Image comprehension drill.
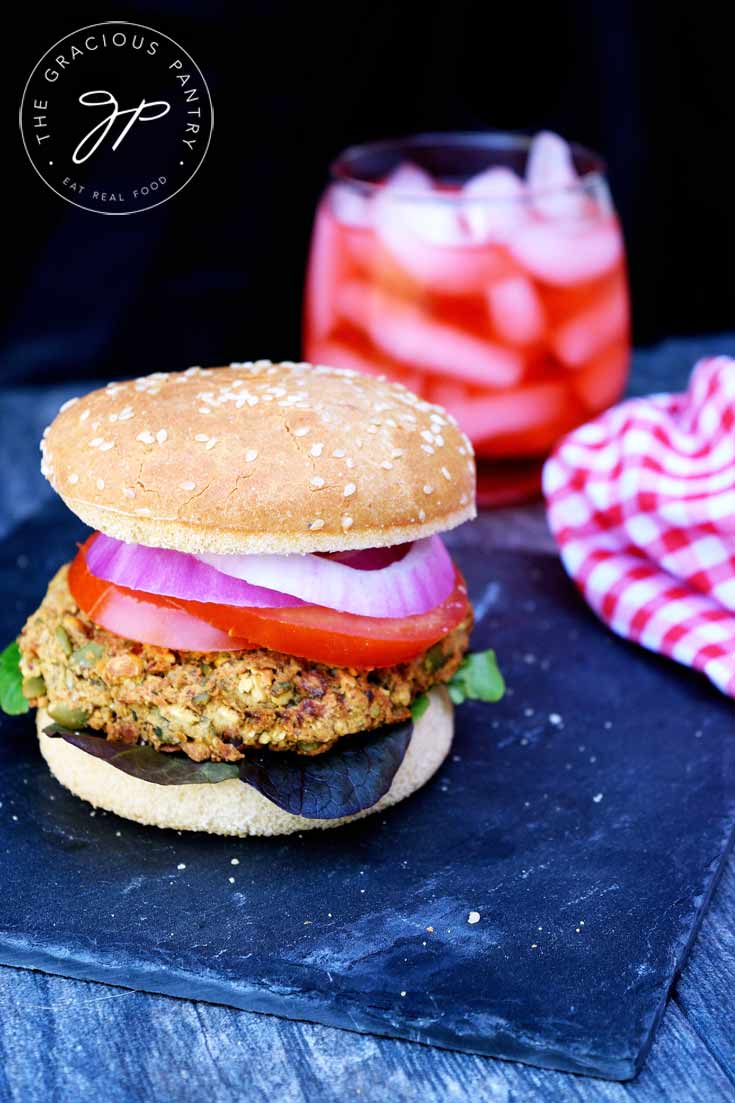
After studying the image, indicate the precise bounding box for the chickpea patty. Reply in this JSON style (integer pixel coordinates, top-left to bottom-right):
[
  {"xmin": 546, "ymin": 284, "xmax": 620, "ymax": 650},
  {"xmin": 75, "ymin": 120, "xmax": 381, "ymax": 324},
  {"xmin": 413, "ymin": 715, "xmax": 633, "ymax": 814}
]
[{"xmin": 19, "ymin": 565, "xmax": 471, "ymax": 760}]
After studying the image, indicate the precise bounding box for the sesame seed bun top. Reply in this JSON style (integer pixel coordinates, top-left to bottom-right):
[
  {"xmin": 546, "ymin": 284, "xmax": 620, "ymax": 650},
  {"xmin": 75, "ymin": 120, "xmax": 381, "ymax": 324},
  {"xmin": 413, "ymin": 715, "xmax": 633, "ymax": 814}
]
[{"xmin": 40, "ymin": 361, "xmax": 476, "ymax": 555}]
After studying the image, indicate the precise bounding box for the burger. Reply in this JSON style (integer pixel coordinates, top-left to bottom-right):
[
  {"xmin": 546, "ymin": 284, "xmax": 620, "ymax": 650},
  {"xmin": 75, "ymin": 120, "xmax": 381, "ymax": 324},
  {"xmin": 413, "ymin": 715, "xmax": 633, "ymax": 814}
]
[{"xmin": 0, "ymin": 361, "xmax": 504, "ymax": 836}]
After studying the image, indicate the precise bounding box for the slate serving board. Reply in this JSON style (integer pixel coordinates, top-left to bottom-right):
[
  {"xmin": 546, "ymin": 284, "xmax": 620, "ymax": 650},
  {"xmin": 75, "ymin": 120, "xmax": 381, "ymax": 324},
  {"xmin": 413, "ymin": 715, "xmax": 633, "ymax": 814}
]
[{"xmin": 0, "ymin": 502, "xmax": 733, "ymax": 1082}]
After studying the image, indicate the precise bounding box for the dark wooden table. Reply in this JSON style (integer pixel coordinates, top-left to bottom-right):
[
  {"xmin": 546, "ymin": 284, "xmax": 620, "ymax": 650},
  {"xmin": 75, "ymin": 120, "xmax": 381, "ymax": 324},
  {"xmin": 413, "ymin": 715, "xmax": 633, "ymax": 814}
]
[{"xmin": 1, "ymin": 338, "xmax": 734, "ymax": 1102}]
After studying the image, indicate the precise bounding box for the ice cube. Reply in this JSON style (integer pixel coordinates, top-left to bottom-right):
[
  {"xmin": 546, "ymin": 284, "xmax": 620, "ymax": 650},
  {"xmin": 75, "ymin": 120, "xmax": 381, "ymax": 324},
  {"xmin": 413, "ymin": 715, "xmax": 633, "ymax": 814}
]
[
  {"xmin": 552, "ymin": 282, "xmax": 630, "ymax": 367},
  {"xmin": 423, "ymin": 380, "xmax": 572, "ymax": 449},
  {"xmin": 336, "ymin": 279, "xmax": 381, "ymax": 331},
  {"xmin": 508, "ymin": 219, "xmax": 623, "ymax": 286},
  {"xmin": 374, "ymin": 165, "xmax": 506, "ymax": 294},
  {"xmin": 487, "ymin": 274, "xmax": 545, "ymax": 345},
  {"xmin": 384, "ymin": 164, "xmax": 466, "ymax": 247},
  {"xmin": 526, "ymin": 131, "xmax": 577, "ymax": 191},
  {"xmin": 350, "ymin": 284, "xmax": 524, "ymax": 388},
  {"xmin": 305, "ymin": 204, "xmax": 344, "ymax": 342},
  {"xmin": 330, "ymin": 182, "xmax": 371, "ymax": 228},
  {"xmin": 384, "ymin": 162, "xmax": 435, "ymax": 194},
  {"xmin": 572, "ymin": 345, "xmax": 630, "ymax": 411},
  {"xmin": 525, "ymin": 130, "xmax": 584, "ymax": 220},
  {"xmin": 462, "ymin": 167, "xmax": 528, "ymax": 242}
]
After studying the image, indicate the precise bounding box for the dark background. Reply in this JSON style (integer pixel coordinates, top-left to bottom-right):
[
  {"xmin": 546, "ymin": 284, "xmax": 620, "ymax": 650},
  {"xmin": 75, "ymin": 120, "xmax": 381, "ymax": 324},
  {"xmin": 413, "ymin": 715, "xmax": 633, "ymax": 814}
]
[{"xmin": 2, "ymin": 1, "xmax": 732, "ymax": 386}]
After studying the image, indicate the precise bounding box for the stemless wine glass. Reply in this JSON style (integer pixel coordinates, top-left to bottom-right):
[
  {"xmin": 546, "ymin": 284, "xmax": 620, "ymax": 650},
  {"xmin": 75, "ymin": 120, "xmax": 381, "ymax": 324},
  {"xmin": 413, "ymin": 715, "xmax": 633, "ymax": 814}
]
[{"xmin": 303, "ymin": 132, "xmax": 630, "ymax": 506}]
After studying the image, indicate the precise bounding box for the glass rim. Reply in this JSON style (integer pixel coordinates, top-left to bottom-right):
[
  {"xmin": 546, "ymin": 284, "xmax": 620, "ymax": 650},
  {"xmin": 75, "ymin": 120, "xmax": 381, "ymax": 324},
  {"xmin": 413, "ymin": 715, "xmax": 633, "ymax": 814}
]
[{"xmin": 330, "ymin": 130, "xmax": 608, "ymax": 204}]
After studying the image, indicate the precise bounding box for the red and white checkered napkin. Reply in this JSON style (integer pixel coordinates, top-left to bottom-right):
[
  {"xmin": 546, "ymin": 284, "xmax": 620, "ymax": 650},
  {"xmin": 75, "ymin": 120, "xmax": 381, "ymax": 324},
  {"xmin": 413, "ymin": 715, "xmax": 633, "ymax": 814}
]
[{"xmin": 543, "ymin": 356, "xmax": 735, "ymax": 697}]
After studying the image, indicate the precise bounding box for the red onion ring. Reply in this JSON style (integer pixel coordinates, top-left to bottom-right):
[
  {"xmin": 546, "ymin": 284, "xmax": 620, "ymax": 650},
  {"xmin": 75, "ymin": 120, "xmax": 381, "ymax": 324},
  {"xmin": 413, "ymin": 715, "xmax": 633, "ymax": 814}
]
[
  {"xmin": 85, "ymin": 535, "xmax": 303, "ymax": 608},
  {"xmin": 196, "ymin": 536, "xmax": 455, "ymax": 618}
]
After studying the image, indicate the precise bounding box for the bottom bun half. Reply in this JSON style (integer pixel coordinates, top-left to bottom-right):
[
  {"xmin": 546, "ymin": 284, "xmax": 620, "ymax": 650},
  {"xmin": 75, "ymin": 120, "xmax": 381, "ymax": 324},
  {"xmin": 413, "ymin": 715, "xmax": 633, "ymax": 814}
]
[{"xmin": 36, "ymin": 688, "xmax": 453, "ymax": 837}]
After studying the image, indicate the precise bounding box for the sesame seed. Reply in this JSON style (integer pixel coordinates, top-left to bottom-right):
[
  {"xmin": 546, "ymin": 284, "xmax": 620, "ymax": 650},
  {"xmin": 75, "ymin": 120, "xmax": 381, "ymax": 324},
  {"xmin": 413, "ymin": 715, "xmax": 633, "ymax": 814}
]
[
  {"xmin": 342, "ymin": 516, "xmax": 353, "ymax": 530},
  {"xmin": 136, "ymin": 431, "xmax": 155, "ymax": 445},
  {"xmin": 135, "ymin": 507, "xmax": 152, "ymax": 516},
  {"xmin": 420, "ymin": 430, "xmax": 434, "ymax": 444},
  {"xmin": 332, "ymin": 448, "xmax": 346, "ymax": 458},
  {"xmin": 418, "ymin": 509, "xmax": 426, "ymax": 522},
  {"xmin": 294, "ymin": 427, "xmax": 311, "ymax": 437},
  {"xmin": 423, "ymin": 484, "xmax": 434, "ymax": 495},
  {"xmin": 89, "ymin": 437, "xmax": 104, "ymax": 448},
  {"xmin": 343, "ymin": 483, "xmax": 356, "ymax": 497},
  {"xmin": 68, "ymin": 473, "xmax": 79, "ymax": 485},
  {"xmin": 309, "ymin": 519, "xmax": 325, "ymax": 530},
  {"xmin": 195, "ymin": 433, "xmax": 209, "ymax": 443},
  {"xmin": 156, "ymin": 429, "xmax": 168, "ymax": 445},
  {"xmin": 99, "ymin": 440, "xmax": 114, "ymax": 452},
  {"xmin": 80, "ymin": 409, "xmax": 90, "ymax": 422},
  {"xmin": 205, "ymin": 437, "xmax": 218, "ymax": 450},
  {"xmin": 123, "ymin": 488, "xmax": 136, "ymax": 499},
  {"xmin": 380, "ymin": 461, "xmax": 393, "ymax": 470},
  {"xmin": 367, "ymin": 425, "xmax": 378, "ymax": 434},
  {"xmin": 180, "ymin": 481, "xmax": 196, "ymax": 491},
  {"xmin": 96, "ymin": 478, "xmax": 105, "ymax": 490},
  {"xmin": 421, "ymin": 445, "xmax": 435, "ymax": 455},
  {"xmin": 245, "ymin": 448, "xmax": 258, "ymax": 462},
  {"xmin": 345, "ymin": 458, "xmax": 355, "ymax": 469},
  {"xmin": 391, "ymin": 449, "xmax": 404, "ymax": 459},
  {"xmin": 310, "ymin": 476, "xmax": 325, "ymax": 488},
  {"xmin": 441, "ymin": 466, "xmax": 451, "ymax": 480},
  {"xmin": 59, "ymin": 397, "xmax": 78, "ymax": 413},
  {"xmin": 310, "ymin": 442, "xmax": 324, "ymax": 457},
  {"xmin": 198, "ymin": 407, "xmax": 211, "ymax": 414},
  {"xmin": 468, "ymin": 911, "xmax": 481, "ymax": 925},
  {"xmin": 118, "ymin": 407, "xmax": 134, "ymax": 421}
]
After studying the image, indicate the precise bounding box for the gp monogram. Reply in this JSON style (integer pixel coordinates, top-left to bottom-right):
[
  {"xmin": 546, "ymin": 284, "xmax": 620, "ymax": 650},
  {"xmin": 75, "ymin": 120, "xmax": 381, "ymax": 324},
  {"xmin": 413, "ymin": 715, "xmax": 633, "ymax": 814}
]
[{"xmin": 19, "ymin": 21, "xmax": 214, "ymax": 214}]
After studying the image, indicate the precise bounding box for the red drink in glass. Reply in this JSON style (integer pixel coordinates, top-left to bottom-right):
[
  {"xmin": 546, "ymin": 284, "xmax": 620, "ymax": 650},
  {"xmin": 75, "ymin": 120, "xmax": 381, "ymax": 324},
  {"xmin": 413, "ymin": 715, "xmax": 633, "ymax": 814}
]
[{"xmin": 303, "ymin": 132, "xmax": 630, "ymax": 505}]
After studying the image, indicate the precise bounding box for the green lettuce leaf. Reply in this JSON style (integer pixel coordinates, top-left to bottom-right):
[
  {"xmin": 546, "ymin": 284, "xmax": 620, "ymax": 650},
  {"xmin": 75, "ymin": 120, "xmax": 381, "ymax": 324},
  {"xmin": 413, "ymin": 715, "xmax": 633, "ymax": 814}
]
[
  {"xmin": 447, "ymin": 649, "xmax": 505, "ymax": 705},
  {"xmin": 410, "ymin": 693, "xmax": 430, "ymax": 722},
  {"xmin": 1, "ymin": 641, "xmax": 29, "ymax": 716}
]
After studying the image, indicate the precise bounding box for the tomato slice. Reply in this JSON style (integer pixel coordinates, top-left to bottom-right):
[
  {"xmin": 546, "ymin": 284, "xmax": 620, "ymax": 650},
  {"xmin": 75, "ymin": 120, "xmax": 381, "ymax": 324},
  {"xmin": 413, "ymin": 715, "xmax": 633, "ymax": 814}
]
[
  {"xmin": 67, "ymin": 546, "xmax": 253, "ymax": 653},
  {"xmin": 69, "ymin": 536, "xmax": 471, "ymax": 667},
  {"xmin": 190, "ymin": 571, "xmax": 471, "ymax": 667}
]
